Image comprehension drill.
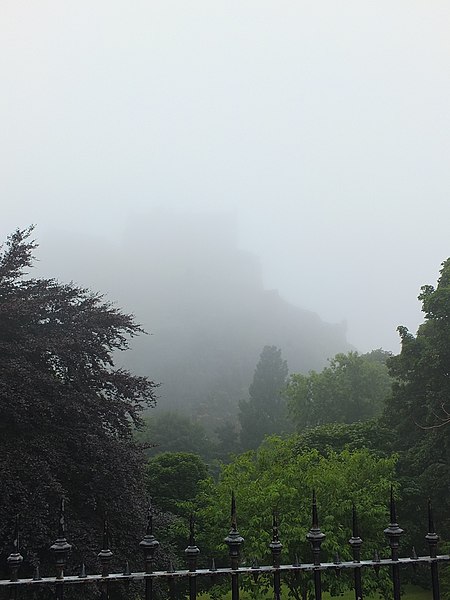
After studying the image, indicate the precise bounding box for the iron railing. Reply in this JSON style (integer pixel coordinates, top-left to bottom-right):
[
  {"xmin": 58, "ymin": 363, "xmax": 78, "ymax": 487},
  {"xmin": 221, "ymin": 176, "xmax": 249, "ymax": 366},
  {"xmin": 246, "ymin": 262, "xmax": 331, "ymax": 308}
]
[{"xmin": 1, "ymin": 490, "xmax": 448, "ymax": 600}]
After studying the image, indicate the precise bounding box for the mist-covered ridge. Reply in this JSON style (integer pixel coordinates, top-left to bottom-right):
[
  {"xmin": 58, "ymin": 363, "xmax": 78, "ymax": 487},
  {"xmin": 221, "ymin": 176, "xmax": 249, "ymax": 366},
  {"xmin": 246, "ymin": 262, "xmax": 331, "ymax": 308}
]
[{"xmin": 33, "ymin": 211, "xmax": 352, "ymax": 424}]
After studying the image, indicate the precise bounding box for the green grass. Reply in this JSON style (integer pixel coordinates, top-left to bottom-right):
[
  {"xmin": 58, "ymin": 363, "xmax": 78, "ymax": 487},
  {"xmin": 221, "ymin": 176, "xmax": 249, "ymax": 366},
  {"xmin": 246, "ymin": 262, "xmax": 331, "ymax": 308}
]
[
  {"xmin": 322, "ymin": 585, "xmax": 429, "ymax": 599},
  {"xmin": 198, "ymin": 583, "xmax": 429, "ymax": 599}
]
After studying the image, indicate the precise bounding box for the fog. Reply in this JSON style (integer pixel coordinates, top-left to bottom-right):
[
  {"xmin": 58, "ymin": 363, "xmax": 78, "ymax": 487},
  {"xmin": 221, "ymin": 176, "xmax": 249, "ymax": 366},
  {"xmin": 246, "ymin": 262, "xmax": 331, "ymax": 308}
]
[{"xmin": 2, "ymin": 0, "xmax": 450, "ymax": 355}]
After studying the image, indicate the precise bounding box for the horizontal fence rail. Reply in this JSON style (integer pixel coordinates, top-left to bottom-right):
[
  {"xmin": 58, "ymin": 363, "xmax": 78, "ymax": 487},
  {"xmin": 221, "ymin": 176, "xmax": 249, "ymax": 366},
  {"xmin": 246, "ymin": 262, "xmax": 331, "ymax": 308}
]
[{"xmin": 1, "ymin": 490, "xmax": 449, "ymax": 600}]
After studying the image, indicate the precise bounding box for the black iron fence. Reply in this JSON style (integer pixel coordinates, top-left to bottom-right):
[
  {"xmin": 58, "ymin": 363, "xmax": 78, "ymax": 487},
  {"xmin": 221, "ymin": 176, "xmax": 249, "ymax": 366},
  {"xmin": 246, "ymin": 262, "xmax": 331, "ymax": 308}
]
[{"xmin": 1, "ymin": 490, "xmax": 448, "ymax": 600}]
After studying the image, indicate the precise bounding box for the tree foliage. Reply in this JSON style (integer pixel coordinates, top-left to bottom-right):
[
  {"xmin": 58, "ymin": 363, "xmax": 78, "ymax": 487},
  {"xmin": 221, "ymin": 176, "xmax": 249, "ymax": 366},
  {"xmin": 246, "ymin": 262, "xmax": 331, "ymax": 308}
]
[
  {"xmin": 286, "ymin": 350, "xmax": 392, "ymax": 431},
  {"xmin": 293, "ymin": 419, "xmax": 394, "ymax": 457},
  {"xmin": 387, "ymin": 258, "xmax": 450, "ymax": 437},
  {"xmin": 145, "ymin": 452, "xmax": 208, "ymax": 516},
  {"xmin": 0, "ymin": 228, "xmax": 159, "ymax": 576},
  {"xmin": 197, "ymin": 436, "xmax": 396, "ymax": 599},
  {"xmin": 214, "ymin": 419, "xmax": 239, "ymax": 461},
  {"xmin": 239, "ymin": 346, "xmax": 290, "ymax": 450},
  {"xmin": 383, "ymin": 258, "xmax": 450, "ymax": 548}
]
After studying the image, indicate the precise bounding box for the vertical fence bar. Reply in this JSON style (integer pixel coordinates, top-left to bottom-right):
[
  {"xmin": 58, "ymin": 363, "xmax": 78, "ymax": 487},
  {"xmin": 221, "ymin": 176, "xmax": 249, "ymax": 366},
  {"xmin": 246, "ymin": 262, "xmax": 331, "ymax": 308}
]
[
  {"xmin": 306, "ymin": 491, "xmax": 325, "ymax": 600},
  {"xmin": 97, "ymin": 517, "xmax": 113, "ymax": 600},
  {"xmin": 140, "ymin": 500, "xmax": 160, "ymax": 600},
  {"xmin": 224, "ymin": 492, "xmax": 244, "ymax": 600},
  {"xmin": 349, "ymin": 504, "xmax": 363, "ymax": 600},
  {"xmin": 185, "ymin": 514, "xmax": 200, "ymax": 600},
  {"xmin": 426, "ymin": 499, "xmax": 440, "ymax": 600},
  {"xmin": 384, "ymin": 487, "xmax": 403, "ymax": 600},
  {"xmin": 269, "ymin": 512, "xmax": 283, "ymax": 600},
  {"xmin": 7, "ymin": 515, "xmax": 23, "ymax": 600},
  {"xmin": 50, "ymin": 499, "xmax": 72, "ymax": 600},
  {"xmin": 4, "ymin": 492, "xmax": 450, "ymax": 599}
]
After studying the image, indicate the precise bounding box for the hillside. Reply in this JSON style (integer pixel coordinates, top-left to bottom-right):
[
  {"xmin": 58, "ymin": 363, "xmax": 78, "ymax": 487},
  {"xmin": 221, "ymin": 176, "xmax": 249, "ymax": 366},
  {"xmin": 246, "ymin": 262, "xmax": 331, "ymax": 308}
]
[{"xmin": 35, "ymin": 212, "xmax": 352, "ymax": 426}]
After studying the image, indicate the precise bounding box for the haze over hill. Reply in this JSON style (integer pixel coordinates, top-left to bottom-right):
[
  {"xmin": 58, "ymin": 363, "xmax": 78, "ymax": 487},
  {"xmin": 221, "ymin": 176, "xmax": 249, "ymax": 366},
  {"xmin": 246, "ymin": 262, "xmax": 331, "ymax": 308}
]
[
  {"xmin": 33, "ymin": 211, "xmax": 351, "ymax": 424},
  {"xmin": 2, "ymin": 1, "xmax": 450, "ymax": 353}
]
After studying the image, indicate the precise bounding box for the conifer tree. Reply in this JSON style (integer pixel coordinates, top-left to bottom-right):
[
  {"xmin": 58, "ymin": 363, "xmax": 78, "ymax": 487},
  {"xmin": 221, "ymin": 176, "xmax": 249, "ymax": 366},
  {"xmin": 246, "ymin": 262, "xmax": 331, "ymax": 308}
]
[{"xmin": 239, "ymin": 345, "xmax": 290, "ymax": 449}]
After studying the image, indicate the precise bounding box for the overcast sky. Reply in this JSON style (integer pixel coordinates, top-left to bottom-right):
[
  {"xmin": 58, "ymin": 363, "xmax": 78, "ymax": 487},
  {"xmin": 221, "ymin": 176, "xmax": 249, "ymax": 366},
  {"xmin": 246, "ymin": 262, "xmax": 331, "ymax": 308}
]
[{"xmin": 1, "ymin": 1, "xmax": 449, "ymax": 352}]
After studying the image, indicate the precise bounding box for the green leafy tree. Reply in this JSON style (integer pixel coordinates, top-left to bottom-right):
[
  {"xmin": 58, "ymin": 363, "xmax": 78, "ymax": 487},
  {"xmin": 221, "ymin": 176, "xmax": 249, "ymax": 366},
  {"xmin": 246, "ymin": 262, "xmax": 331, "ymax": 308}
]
[
  {"xmin": 383, "ymin": 258, "xmax": 450, "ymax": 549},
  {"xmin": 286, "ymin": 350, "xmax": 392, "ymax": 431},
  {"xmin": 387, "ymin": 259, "xmax": 450, "ymax": 438},
  {"xmin": 145, "ymin": 452, "xmax": 208, "ymax": 516},
  {"xmin": 144, "ymin": 452, "xmax": 210, "ymax": 582},
  {"xmin": 197, "ymin": 436, "xmax": 396, "ymax": 599},
  {"xmin": 239, "ymin": 346, "xmax": 290, "ymax": 450},
  {"xmin": 0, "ymin": 228, "xmax": 160, "ymax": 578},
  {"xmin": 293, "ymin": 419, "xmax": 394, "ymax": 457}
]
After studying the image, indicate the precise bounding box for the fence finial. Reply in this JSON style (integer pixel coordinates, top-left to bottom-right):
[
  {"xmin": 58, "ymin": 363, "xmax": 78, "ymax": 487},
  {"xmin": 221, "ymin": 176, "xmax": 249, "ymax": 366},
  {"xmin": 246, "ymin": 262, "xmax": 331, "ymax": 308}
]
[
  {"xmin": 390, "ymin": 485, "xmax": 398, "ymax": 524},
  {"xmin": 145, "ymin": 499, "xmax": 155, "ymax": 538},
  {"xmin": 349, "ymin": 503, "xmax": 363, "ymax": 562},
  {"xmin": 12, "ymin": 514, "xmax": 20, "ymax": 554},
  {"xmin": 98, "ymin": 516, "xmax": 113, "ymax": 577},
  {"xmin": 384, "ymin": 488, "xmax": 404, "ymax": 562},
  {"xmin": 123, "ymin": 560, "xmax": 131, "ymax": 576},
  {"xmin": 428, "ymin": 498, "xmax": 436, "ymax": 534},
  {"xmin": 140, "ymin": 499, "xmax": 160, "ymax": 574},
  {"xmin": 79, "ymin": 562, "xmax": 87, "ymax": 578},
  {"xmin": 352, "ymin": 503, "xmax": 359, "ymax": 538},
  {"xmin": 224, "ymin": 491, "xmax": 244, "ymax": 570},
  {"xmin": 189, "ymin": 513, "xmax": 195, "ymax": 546},
  {"xmin": 50, "ymin": 498, "xmax": 72, "ymax": 580},
  {"xmin": 272, "ymin": 512, "xmax": 279, "ymax": 538},
  {"xmin": 58, "ymin": 498, "xmax": 66, "ymax": 538},
  {"xmin": 231, "ymin": 490, "xmax": 237, "ymax": 530},
  {"xmin": 425, "ymin": 499, "xmax": 439, "ymax": 559},
  {"xmin": 7, "ymin": 515, "xmax": 24, "ymax": 582},
  {"xmin": 306, "ymin": 491, "xmax": 325, "ymax": 566},
  {"xmin": 269, "ymin": 510, "xmax": 283, "ymax": 568},
  {"xmin": 185, "ymin": 514, "xmax": 200, "ymax": 572},
  {"xmin": 32, "ymin": 561, "xmax": 42, "ymax": 581},
  {"xmin": 312, "ymin": 489, "xmax": 319, "ymax": 528}
]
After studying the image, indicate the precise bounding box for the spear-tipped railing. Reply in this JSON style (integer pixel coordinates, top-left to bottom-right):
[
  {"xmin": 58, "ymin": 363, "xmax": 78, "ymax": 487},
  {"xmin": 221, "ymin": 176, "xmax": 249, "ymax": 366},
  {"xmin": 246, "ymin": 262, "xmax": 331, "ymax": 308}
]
[{"xmin": 2, "ymin": 491, "xmax": 449, "ymax": 600}]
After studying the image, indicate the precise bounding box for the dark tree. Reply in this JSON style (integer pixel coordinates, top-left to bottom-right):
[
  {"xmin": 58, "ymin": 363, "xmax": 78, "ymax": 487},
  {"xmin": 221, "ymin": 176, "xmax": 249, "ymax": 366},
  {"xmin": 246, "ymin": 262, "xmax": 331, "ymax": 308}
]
[
  {"xmin": 0, "ymin": 227, "xmax": 159, "ymax": 577},
  {"xmin": 145, "ymin": 452, "xmax": 208, "ymax": 516},
  {"xmin": 387, "ymin": 259, "xmax": 450, "ymax": 437},
  {"xmin": 383, "ymin": 258, "xmax": 450, "ymax": 545},
  {"xmin": 214, "ymin": 419, "xmax": 239, "ymax": 461},
  {"xmin": 239, "ymin": 345, "xmax": 290, "ymax": 449}
]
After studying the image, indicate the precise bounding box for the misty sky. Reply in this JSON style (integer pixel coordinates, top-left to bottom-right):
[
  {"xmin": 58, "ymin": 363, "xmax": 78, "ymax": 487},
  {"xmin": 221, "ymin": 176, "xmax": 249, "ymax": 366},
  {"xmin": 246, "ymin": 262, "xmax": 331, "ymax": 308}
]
[{"xmin": 2, "ymin": 1, "xmax": 450, "ymax": 352}]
